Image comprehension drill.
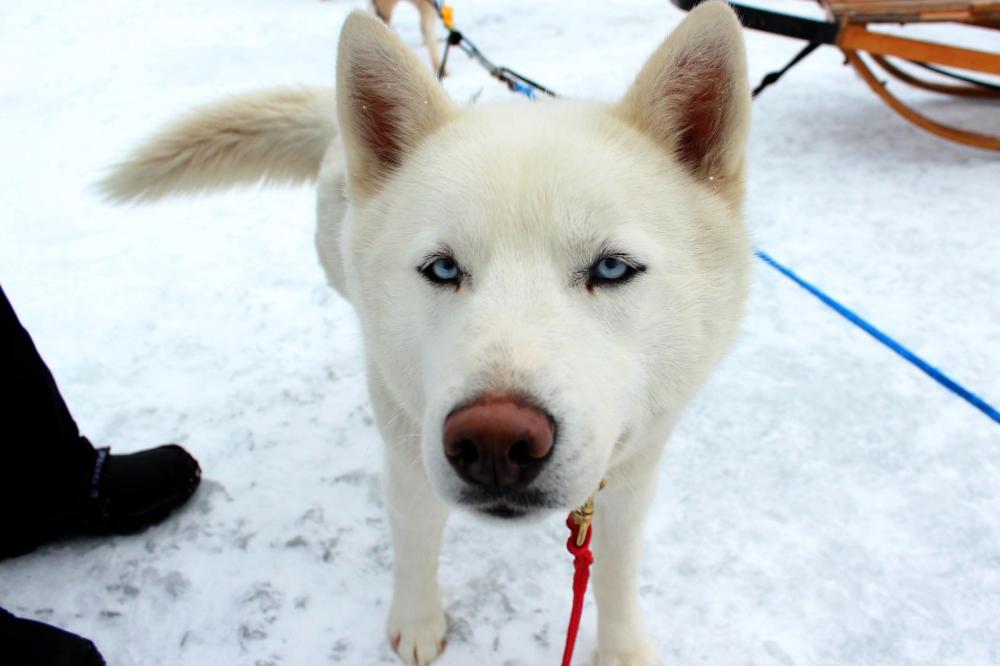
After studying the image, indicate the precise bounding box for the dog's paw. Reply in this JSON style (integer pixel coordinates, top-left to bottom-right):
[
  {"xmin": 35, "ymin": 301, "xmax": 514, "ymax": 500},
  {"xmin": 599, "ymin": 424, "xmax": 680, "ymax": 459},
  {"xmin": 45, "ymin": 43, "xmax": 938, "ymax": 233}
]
[
  {"xmin": 387, "ymin": 612, "xmax": 447, "ymax": 665},
  {"xmin": 598, "ymin": 636, "xmax": 661, "ymax": 666}
]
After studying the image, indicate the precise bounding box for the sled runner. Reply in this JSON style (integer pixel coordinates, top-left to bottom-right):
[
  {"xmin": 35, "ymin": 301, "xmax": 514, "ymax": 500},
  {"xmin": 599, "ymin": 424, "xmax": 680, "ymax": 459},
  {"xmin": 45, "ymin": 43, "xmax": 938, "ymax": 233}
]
[{"xmin": 672, "ymin": 0, "xmax": 1000, "ymax": 150}]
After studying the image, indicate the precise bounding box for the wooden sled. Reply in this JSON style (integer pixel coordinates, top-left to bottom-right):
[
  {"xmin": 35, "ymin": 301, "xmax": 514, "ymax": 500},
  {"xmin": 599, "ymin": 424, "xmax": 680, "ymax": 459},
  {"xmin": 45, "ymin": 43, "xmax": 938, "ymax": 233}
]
[{"xmin": 672, "ymin": 0, "xmax": 1000, "ymax": 150}]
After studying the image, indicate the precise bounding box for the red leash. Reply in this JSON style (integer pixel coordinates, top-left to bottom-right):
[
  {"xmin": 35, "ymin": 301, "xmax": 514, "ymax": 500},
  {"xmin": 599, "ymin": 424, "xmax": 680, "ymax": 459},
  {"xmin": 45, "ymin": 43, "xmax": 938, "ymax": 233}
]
[
  {"xmin": 561, "ymin": 481, "xmax": 603, "ymax": 666},
  {"xmin": 561, "ymin": 512, "xmax": 594, "ymax": 666}
]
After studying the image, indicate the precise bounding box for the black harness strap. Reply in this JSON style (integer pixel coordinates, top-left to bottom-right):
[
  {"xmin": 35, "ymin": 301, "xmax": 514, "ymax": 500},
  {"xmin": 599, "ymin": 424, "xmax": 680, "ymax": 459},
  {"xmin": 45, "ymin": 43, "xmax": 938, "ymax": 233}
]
[
  {"xmin": 910, "ymin": 60, "xmax": 1000, "ymax": 93},
  {"xmin": 728, "ymin": 3, "xmax": 838, "ymax": 45},
  {"xmin": 752, "ymin": 40, "xmax": 823, "ymax": 99},
  {"xmin": 671, "ymin": 0, "xmax": 839, "ymax": 44},
  {"xmin": 438, "ymin": 29, "xmax": 462, "ymax": 80}
]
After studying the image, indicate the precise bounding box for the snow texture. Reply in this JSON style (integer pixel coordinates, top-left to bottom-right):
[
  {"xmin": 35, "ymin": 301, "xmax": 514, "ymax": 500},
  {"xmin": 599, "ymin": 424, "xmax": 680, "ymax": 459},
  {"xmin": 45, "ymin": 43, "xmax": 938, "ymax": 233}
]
[{"xmin": 1, "ymin": 1, "xmax": 998, "ymax": 664}]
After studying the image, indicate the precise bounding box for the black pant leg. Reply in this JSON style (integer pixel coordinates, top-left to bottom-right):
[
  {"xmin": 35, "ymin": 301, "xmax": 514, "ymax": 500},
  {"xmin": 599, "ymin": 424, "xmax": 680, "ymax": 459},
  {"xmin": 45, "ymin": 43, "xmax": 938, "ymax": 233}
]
[{"xmin": 0, "ymin": 284, "xmax": 96, "ymax": 553}]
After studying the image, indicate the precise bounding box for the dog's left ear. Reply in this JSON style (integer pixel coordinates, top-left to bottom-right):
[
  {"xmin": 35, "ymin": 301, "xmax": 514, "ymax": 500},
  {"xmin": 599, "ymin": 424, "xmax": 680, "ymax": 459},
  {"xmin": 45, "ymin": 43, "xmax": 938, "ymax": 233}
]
[
  {"xmin": 615, "ymin": 1, "xmax": 750, "ymax": 200},
  {"xmin": 336, "ymin": 11, "xmax": 456, "ymax": 200}
]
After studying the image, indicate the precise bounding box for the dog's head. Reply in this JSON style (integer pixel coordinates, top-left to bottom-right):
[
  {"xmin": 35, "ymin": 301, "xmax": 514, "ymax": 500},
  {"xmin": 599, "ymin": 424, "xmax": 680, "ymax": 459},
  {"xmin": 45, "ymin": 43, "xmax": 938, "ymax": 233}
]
[{"xmin": 335, "ymin": 2, "xmax": 751, "ymax": 519}]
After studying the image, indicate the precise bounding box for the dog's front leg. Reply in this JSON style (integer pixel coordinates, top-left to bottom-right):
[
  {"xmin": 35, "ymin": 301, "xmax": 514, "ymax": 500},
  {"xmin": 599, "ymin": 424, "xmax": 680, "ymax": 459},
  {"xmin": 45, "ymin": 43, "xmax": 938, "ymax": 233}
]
[
  {"xmin": 384, "ymin": 448, "xmax": 449, "ymax": 665},
  {"xmin": 593, "ymin": 455, "xmax": 662, "ymax": 666},
  {"xmin": 368, "ymin": 368, "xmax": 449, "ymax": 664}
]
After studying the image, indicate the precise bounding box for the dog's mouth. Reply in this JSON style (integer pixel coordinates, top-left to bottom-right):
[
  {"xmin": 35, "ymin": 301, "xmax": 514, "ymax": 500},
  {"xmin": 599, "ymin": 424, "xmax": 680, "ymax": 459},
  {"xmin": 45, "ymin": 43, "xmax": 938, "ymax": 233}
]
[
  {"xmin": 479, "ymin": 503, "xmax": 530, "ymax": 520},
  {"xmin": 456, "ymin": 486, "xmax": 560, "ymax": 520}
]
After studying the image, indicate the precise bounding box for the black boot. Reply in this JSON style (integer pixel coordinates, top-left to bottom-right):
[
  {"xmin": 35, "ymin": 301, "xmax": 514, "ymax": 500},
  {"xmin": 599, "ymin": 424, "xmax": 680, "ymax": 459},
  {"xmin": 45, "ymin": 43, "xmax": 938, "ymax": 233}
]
[
  {"xmin": 82, "ymin": 442, "xmax": 202, "ymax": 535},
  {"xmin": 0, "ymin": 607, "xmax": 106, "ymax": 666},
  {"xmin": 2, "ymin": 442, "xmax": 201, "ymax": 560}
]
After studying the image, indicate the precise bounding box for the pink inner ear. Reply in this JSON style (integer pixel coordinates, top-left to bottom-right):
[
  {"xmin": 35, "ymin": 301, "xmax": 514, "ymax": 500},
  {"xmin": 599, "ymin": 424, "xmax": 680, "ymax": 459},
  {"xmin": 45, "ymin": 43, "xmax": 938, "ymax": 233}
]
[
  {"xmin": 350, "ymin": 70, "xmax": 405, "ymax": 170},
  {"xmin": 671, "ymin": 56, "xmax": 729, "ymax": 176}
]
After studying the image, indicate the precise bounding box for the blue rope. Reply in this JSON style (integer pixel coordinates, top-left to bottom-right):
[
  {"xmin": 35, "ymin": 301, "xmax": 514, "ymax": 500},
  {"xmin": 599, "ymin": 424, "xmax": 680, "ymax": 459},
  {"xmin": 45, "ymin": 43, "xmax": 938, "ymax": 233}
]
[
  {"xmin": 755, "ymin": 250, "xmax": 1000, "ymax": 425},
  {"xmin": 511, "ymin": 81, "xmax": 536, "ymax": 99}
]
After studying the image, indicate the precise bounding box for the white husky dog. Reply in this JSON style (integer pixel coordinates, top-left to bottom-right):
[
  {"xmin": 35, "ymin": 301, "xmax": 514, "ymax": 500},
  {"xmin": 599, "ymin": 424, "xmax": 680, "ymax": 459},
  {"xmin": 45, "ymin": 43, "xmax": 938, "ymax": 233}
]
[{"xmin": 101, "ymin": 2, "xmax": 751, "ymax": 663}]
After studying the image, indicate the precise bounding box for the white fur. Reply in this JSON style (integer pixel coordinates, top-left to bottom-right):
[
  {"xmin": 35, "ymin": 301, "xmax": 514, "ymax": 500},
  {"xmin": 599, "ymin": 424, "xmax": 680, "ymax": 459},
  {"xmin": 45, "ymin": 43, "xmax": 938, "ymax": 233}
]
[
  {"xmin": 100, "ymin": 87, "xmax": 338, "ymax": 202},
  {"xmin": 101, "ymin": 3, "xmax": 751, "ymax": 663}
]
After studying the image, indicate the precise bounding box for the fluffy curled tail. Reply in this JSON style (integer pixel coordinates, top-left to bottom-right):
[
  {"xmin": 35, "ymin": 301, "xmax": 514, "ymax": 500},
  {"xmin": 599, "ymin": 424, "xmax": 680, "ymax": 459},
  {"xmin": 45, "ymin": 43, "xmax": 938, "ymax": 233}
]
[{"xmin": 99, "ymin": 86, "xmax": 338, "ymax": 202}]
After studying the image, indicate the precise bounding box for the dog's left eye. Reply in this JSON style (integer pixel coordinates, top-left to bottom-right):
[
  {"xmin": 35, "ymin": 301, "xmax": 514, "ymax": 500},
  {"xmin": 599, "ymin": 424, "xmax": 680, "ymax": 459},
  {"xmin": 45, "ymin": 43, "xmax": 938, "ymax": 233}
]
[
  {"xmin": 419, "ymin": 256, "xmax": 462, "ymax": 287},
  {"xmin": 587, "ymin": 255, "xmax": 644, "ymax": 288}
]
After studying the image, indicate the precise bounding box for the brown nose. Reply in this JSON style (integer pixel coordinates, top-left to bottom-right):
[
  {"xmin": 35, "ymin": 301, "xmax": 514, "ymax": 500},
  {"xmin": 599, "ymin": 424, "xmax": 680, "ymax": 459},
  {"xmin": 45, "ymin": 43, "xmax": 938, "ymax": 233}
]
[{"xmin": 443, "ymin": 397, "xmax": 555, "ymax": 491}]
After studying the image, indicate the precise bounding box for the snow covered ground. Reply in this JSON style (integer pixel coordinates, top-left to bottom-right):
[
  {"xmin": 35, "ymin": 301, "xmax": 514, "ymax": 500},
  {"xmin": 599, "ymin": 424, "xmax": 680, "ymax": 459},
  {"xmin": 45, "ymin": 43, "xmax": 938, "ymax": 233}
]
[{"xmin": 1, "ymin": 0, "xmax": 998, "ymax": 664}]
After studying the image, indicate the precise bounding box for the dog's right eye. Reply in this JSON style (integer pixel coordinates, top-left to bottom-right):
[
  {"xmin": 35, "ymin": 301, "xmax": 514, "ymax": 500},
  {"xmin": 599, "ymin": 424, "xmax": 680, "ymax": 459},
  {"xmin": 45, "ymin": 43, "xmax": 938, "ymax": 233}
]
[{"xmin": 419, "ymin": 256, "xmax": 463, "ymax": 287}]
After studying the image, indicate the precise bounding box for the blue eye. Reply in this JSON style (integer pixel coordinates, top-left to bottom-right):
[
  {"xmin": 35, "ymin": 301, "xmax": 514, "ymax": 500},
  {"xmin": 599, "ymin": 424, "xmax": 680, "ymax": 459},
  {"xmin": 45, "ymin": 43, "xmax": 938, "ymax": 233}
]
[
  {"xmin": 430, "ymin": 258, "xmax": 458, "ymax": 280},
  {"xmin": 587, "ymin": 254, "xmax": 644, "ymax": 288},
  {"xmin": 595, "ymin": 257, "xmax": 627, "ymax": 280},
  {"xmin": 419, "ymin": 255, "xmax": 462, "ymax": 286}
]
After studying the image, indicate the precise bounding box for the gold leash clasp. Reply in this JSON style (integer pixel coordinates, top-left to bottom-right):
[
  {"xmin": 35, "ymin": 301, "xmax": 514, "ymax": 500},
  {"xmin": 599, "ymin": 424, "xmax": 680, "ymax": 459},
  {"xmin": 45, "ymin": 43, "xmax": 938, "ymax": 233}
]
[{"xmin": 570, "ymin": 479, "xmax": 606, "ymax": 547}]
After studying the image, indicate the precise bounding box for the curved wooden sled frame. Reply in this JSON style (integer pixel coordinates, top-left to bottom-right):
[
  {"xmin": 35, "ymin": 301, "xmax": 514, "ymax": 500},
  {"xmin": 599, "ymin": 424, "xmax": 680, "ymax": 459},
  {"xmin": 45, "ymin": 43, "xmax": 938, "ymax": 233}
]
[
  {"xmin": 870, "ymin": 55, "xmax": 1000, "ymax": 99},
  {"xmin": 835, "ymin": 19, "xmax": 1000, "ymax": 149},
  {"xmin": 845, "ymin": 50, "xmax": 1000, "ymax": 149}
]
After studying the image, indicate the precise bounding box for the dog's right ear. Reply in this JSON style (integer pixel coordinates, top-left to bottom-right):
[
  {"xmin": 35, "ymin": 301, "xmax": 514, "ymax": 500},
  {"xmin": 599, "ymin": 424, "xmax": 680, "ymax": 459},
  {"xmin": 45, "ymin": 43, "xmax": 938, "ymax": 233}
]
[{"xmin": 336, "ymin": 11, "xmax": 456, "ymax": 200}]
